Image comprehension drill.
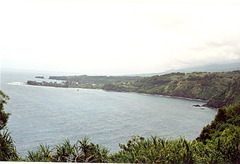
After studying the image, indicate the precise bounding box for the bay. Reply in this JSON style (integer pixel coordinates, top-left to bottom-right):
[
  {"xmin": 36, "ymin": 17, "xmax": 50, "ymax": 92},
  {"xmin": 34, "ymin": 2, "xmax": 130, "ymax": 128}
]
[{"xmin": 1, "ymin": 69, "xmax": 217, "ymax": 157}]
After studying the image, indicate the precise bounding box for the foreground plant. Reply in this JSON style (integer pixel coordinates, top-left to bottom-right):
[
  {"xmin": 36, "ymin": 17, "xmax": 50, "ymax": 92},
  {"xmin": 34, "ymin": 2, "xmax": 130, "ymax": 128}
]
[
  {"xmin": 26, "ymin": 137, "xmax": 109, "ymax": 162},
  {"xmin": 0, "ymin": 91, "xmax": 18, "ymax": 161},
  {"xmin": 22, "ymin": 103, "xmax": 240, "ymax": 163}
]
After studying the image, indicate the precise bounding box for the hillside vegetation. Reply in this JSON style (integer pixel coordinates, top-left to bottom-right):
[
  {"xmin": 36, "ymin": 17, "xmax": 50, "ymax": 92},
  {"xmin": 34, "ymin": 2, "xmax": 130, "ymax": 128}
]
[
  {"xmin": 27, "ymin": 70, "xmax": 240, "ymax": 108},
  {"xmin": 27, "ymin": 75, "xmax": 142, "ymax": 89},
  {"xmin": 207, "ymin": 77, "xmax": 240, "ymax": 107},
  {"xmin": 49, "ymin": 75, "xmax": 142, "ymax": 88},
  {"xmin": 102, "ymin": 71, "xmax": 240, "ymax": 108}
]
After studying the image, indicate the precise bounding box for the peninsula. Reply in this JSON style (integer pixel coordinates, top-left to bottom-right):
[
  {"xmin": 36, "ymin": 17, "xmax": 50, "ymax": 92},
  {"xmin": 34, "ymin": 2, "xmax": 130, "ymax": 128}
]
[{"xmin": 27, "ymin": 70, "xmax": 240, "ymax": 108}]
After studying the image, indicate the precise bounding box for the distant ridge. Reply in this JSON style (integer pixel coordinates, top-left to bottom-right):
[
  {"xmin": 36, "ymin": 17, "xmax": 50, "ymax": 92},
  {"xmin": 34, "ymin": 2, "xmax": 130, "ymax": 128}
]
[
  {"xmin": 129, "ymin": 61, "xmax": 240, "ymax": 77},
  {"xmin": 173, "ymin": 62, "xmax": 240, "ymax": 73}
]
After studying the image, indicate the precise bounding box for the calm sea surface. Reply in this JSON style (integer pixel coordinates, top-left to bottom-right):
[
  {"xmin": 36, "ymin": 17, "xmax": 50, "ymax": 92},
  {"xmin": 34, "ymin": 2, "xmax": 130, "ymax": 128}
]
[{"xmin": 0, "ymin": 69, "xmax": 217, "ymax": 157}]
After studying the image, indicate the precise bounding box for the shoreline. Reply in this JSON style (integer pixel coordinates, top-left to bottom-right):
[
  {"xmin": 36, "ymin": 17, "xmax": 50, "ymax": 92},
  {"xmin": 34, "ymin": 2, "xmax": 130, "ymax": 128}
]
[{"xmin": 25, "ymin": 82, "xmax": 212, "ymax": 108}]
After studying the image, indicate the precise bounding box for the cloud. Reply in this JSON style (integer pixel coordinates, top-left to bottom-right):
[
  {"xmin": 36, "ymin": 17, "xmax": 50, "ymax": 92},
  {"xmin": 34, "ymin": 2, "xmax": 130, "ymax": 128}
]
[
  {"xmin": 187, "ymin": 35, "xmax": 240, "ymax": 64},
  {"xmin": 1, "ymin": 0, "xmax": 240, "ymax": 74}
]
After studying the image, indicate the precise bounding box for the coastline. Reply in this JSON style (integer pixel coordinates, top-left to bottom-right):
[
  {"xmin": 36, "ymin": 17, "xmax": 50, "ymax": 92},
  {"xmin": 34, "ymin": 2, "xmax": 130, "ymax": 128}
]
[{"xmin": 25, "ymin": 82, "xmax": 212, "ymax": 108}]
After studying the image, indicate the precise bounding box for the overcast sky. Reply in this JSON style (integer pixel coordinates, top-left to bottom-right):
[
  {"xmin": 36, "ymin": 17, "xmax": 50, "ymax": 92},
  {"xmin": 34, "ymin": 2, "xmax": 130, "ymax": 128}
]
[{"xmin": 1, "ymin": 0, "xmax": 240, "ymax": 75}]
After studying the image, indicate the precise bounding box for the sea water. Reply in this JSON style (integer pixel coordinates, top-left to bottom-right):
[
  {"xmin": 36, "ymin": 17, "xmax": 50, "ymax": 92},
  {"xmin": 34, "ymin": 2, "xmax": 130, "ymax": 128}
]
[{"xmin": 0, "ymin": 69, "xmax": 217, "ymax": 157}]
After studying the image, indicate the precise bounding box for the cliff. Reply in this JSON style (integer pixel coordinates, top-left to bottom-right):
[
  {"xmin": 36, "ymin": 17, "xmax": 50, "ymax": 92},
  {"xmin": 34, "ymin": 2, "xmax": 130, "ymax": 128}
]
[{"xmin": 102, "ymin": 71, "xmax": 240, "ymax": 108}]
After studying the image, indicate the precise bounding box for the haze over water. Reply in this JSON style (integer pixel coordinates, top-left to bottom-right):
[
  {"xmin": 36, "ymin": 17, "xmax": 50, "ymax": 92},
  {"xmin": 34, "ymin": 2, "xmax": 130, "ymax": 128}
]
[{"xmin": 1, "ymin": 69, "xmax": 217, "ymax": 156}]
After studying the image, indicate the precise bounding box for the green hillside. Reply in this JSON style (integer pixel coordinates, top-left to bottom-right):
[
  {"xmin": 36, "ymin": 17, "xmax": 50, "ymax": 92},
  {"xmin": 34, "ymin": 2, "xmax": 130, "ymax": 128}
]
[
  {"xmin": 102, "ymin": 71, "xmax": 240, "ymax": 108},
  {"xmin": 27, "ymin": 75, "xmax": 142, "ymax": 89},
  {"xmin": 207, "ymin": 77, "xmax": 240, "ymax": 107},
  {"xmin": 27, "ymin": 70, "xmax": 240, "ymax": 108}
]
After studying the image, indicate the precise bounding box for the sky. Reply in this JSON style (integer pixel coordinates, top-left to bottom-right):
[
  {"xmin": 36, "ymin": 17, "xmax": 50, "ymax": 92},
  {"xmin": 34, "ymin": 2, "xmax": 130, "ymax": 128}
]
[{"xmin": 1, "ymin": 0, "xmax": 240, "ymax": 75}]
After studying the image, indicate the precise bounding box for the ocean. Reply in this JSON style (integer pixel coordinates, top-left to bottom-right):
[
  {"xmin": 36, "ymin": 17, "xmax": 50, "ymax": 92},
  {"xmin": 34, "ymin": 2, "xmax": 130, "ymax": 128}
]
[{"xmin": 0, "ymin": 69, "xmax": 217, "ymax": 157}]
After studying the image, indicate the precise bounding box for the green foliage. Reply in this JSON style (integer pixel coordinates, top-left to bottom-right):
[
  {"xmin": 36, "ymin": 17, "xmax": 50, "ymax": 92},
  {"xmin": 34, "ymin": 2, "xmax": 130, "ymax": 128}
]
[
  {"xmin": 109, "ymin": 136, "xmax": 204, "ymax": 163},
  {"xmin": 101, "ymin": 83, "xmax": 127, "ymax": 92},
  {"xmin": 102, "ymin": 70, "xmax": 240, "ymax": 108},
  {"xmin": 27, "ymin": 80, "xmax": 72, "ymax": 88},
  {"xmin": 0, "ymin": 90, "xmax": 18, "ymax": 161},
  {"xmin": 28, "ymin": 75, "xmax": 141, "ymax": 89},
  {"xmin": 207, "ymin": 77, "xmax": 240, "ymax": 108},
  {"xmin": 27, "ymin": 144, "xmax": 52, "ymax": 162},
  {"xmin": 206, "ymin": 125, "xmax": 240, "ymax": 163},
  {"xmin": 25, "ymin": 137, "xmax": 110, "ymax": 162},
  {"xmin": 49, "ymin": 75, "xmax": 142, "ymax": 88},
  {"xmin": 197, "ymin": 103, "xmax": 240, "ymax": 163},
  {"xmin": 109, "ymin": 134, "xmax": 239, "ymax": 163},
  {"xmin": 0, "ymin": 90, "xmax": 10, "ymax": 131},
  {"xmin": 198, "ymin": 103, "xmax": 240, "ymax": 143}
]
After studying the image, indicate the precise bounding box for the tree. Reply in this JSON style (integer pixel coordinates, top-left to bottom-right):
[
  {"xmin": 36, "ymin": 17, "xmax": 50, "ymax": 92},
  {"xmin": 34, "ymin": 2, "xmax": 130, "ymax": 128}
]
[{"xmin": 0, "ymin": 90, "xmax": 18, "ymax": 161}]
